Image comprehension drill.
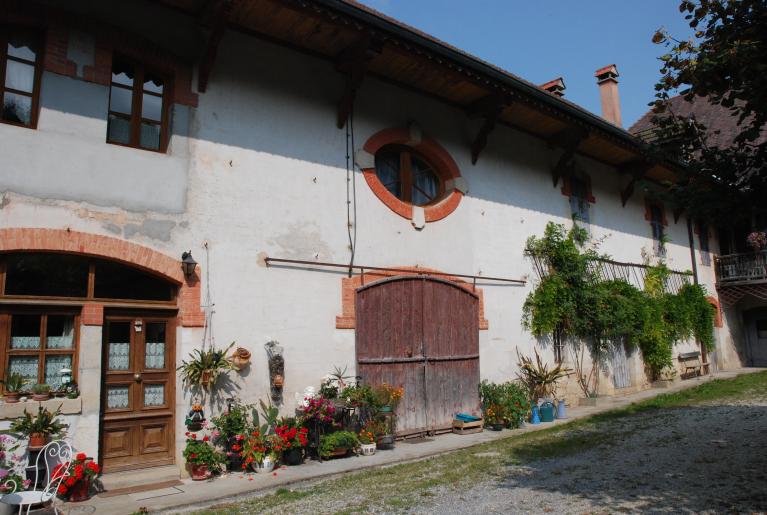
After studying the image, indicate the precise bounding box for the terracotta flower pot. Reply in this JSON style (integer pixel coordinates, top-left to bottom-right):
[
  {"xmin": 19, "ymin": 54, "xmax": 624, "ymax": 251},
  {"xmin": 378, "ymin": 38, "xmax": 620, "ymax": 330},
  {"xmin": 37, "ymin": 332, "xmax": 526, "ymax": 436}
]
[
  {"xmin": 3, "ymin": 392, "xmax": 20, "ymax": 404},
  {"xmin": 67, "ymin": 477, "xmax": 92, "ymax": 502},
  {"xmin": 189, "ymin": 463, "xmax": 209, "ymax": 481},
  {"xmin": 32, "ymin": 393, "xmax": 50, "ymax": 401},
  {"xmin": 29, "ymin": 433, "xmax": 48, "ymax": 449},
  {"xmin": 232, "ymin": 348, "xmax": 251, "ymax": 370},
  {"xmin": 329, "ymin": 447, "xmax": 348, "ymax": 458},
  {"xmin": 272, "ymin": 374, "xmax": 284, "ymax": 388},
  {"xmin": 200, "ymin": 370, "xmax": 212, "ymax": 388}
]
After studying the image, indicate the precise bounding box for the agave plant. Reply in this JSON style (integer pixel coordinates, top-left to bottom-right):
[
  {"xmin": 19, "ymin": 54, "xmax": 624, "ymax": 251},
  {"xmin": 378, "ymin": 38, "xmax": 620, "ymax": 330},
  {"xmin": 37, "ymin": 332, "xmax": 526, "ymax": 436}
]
[
  {"xmin": 516, "ymin": 348, "xmax": 571, "ymax": 402},
  {"xmin": 178, "ymin": 342, "xmax": 236, "ymax": 389}
]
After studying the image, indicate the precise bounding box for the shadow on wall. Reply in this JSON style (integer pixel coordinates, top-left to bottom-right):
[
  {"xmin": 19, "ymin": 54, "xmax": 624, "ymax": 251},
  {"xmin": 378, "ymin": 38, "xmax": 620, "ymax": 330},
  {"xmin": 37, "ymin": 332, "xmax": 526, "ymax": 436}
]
[{"xmin": 496, "ymin": 403, "xmax": 767, "ymax": 513}]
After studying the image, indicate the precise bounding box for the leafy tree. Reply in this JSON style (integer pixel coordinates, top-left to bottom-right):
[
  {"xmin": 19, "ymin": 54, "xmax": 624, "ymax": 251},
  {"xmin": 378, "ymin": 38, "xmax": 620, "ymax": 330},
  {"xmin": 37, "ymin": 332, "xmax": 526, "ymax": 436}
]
[{"xmin": 650, "ymin": 0, "xmax": 767, "ymax": 226}]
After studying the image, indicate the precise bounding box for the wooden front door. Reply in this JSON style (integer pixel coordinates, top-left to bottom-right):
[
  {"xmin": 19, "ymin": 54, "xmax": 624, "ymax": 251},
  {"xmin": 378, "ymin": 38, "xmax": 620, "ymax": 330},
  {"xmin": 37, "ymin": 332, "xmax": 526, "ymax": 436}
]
[
  {"xmin": 356, "ymin": 276, "xmax": 480, "ymax": 435},
  {"xmin": 101, "ymin": 315, "xmax": 175, "ymax": 472}
]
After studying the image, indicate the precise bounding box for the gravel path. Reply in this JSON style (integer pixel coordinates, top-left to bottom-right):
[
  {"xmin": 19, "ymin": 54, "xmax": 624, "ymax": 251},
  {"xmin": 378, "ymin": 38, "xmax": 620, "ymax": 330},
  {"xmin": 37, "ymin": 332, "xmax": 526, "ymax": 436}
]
[{"xmin": 419, "ymin": 398, "xmax": 767, "ymax": 514}]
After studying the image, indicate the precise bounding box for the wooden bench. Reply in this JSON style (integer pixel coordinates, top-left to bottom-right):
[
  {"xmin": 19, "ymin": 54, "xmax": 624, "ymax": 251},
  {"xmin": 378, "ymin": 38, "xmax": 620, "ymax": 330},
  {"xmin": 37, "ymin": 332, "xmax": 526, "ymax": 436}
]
[{"xmin": 678, "ymin": 351, "xmax": 709, "ymax": 378}]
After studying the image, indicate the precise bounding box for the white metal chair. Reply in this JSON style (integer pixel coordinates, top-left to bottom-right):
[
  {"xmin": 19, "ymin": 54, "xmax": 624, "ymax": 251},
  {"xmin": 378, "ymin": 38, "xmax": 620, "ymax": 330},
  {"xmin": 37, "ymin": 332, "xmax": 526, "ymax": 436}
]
[{"xmin": 0, "ymin": 440, "xmax": 72, "ymax": 515}]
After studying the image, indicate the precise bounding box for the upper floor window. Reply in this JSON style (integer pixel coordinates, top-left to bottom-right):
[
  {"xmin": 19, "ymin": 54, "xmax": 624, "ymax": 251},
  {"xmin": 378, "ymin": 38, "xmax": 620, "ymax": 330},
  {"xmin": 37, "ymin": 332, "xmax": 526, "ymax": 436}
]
[
  {"xmin": 647, "ymin": 202, "xmax": 667, "ymax": 256},
  {"xmin": 698, "ymin": 221, "xmax": 711, "ymax": 266},
  {"xmin": 1, "ymin": 27, "xmax": 42, "ymax": 128},
  {"xmin": 375, "ymin": 146, "xmax": 443, "ymax": 207},
  {"xmin": 568, "ymin": 175, "xmax": 591, "ymax": 224},
  {"xmin": 107, "ymin": 57, "xmax": 167, "ymax": 151}
]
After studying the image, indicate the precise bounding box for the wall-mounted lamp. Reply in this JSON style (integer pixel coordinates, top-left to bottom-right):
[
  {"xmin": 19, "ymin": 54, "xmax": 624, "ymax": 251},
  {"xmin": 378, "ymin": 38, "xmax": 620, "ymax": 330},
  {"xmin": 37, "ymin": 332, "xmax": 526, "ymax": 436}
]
[{"xmin": 181, "ymin": 250, "xmax": 197, "ymax": 277}]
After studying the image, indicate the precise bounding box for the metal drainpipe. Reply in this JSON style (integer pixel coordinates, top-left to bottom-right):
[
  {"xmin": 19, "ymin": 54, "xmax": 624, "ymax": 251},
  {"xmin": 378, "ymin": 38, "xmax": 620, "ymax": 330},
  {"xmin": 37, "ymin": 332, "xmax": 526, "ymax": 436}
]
[{"xmin": 686, "ymin": 217, "xmax": 699, "ymax": 285}]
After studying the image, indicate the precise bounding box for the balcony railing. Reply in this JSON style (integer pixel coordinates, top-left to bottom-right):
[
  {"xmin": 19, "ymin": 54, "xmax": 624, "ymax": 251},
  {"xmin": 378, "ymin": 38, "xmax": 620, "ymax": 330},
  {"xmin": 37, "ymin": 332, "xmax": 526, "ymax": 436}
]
[
  {"xmin": 715, "ymin": 251, "xmax": 767, "ymax": 285},
  {"xmin": 530, "ymin": 255, "xmax": 692, "ymax": 294}
]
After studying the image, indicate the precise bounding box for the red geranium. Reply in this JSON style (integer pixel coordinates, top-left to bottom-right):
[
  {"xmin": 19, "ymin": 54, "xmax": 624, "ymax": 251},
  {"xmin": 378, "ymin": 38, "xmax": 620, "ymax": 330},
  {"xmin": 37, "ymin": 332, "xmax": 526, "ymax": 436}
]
[{"xmin": 54, "ymin": 453, "xmax": 101, "ymax": 499}]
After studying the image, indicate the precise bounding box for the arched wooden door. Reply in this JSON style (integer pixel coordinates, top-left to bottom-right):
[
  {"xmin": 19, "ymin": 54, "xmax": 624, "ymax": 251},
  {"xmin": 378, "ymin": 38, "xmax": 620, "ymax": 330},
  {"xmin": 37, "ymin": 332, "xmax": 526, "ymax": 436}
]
[{"xmin": 355, "ymin": 276, "xmax": 480, "ymax": 435}]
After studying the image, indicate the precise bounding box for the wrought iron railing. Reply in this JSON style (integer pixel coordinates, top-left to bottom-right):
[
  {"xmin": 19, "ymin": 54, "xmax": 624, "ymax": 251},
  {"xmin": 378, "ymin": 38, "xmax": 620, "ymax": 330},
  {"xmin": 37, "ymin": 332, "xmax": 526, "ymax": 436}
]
[
  {"xmin": 715, "ymin": 251, "xmax": 767, "ymax": 285},
  {"xmin": 529, "ymin": 255, "xmax": 693, "ymax": 294}
]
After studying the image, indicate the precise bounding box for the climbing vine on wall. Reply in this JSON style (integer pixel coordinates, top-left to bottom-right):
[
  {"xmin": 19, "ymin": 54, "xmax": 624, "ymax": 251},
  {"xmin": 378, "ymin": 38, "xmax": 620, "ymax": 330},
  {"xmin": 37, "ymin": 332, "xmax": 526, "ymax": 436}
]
[{"xmin": 522, "ymin": 222, "xmax": 715, "ymax": 383}]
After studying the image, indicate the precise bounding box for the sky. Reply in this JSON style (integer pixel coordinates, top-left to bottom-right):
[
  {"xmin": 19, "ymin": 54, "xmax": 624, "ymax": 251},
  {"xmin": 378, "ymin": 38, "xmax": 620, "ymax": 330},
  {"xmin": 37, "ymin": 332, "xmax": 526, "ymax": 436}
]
[{"xmin": 357, "ymin": 0, "xmax": 694, "ymax": 129}]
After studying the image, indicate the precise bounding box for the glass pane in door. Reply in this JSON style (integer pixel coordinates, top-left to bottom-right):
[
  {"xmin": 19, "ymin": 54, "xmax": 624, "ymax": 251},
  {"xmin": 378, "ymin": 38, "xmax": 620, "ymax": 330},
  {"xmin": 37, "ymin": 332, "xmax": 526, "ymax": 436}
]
[
  {"xmin": 144, "ymin": 322, "xmax": 166, "ymax": 369},
  {"xmin": 143, "ymin": 384, "xmax": 165, "ymax": 407},
  {"xmin": 107, "ymin": 386, "xmax": 130, "ymax": 409},
  {"xmin": 107, "ymin": 322, "xmax": 131, "ymax": 371}
]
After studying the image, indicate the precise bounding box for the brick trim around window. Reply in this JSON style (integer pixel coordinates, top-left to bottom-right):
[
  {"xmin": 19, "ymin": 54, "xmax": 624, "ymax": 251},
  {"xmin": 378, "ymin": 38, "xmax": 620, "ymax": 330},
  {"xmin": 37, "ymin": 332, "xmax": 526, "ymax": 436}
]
[
  {"xmin": 0, "ymin": 228, "xmax": 204, "ymax": 327},
  {"xmin": 706, "ymin": 295, "xmax": 723, "ymax": 328},
  {"xmin": 336, "ymin": 266, "xmax": 488, "ymax": 330},
  {"xmin": 361, "ymin": 127, "xmax": 464, "ymax": 223}
]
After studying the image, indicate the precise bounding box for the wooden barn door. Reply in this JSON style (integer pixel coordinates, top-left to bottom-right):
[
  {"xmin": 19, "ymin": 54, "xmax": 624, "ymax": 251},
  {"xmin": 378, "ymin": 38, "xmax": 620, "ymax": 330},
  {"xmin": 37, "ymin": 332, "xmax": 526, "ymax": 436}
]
[{"xmin": 356, "ymin": 276, "xmax": 480, "ymax": 435}]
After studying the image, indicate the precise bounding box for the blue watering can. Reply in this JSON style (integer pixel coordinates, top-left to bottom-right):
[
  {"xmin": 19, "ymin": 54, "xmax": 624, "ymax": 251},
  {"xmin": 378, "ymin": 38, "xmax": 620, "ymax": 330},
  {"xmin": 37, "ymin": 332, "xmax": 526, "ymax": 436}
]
[
  {"xmin": 530, "ymin": 405, "xmax": 541, "ymax": 424},
  {"xmin": 540, "ymin": 401, "xmax": 555, "ymax": 422}
]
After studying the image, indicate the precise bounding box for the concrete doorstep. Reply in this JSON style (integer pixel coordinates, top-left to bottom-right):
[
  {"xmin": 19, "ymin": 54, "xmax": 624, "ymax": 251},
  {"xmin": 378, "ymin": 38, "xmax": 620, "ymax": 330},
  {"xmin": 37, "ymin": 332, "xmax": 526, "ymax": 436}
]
[{"xmin": 60, "ymin": 368, "xmax": 761, "ymax": 515}]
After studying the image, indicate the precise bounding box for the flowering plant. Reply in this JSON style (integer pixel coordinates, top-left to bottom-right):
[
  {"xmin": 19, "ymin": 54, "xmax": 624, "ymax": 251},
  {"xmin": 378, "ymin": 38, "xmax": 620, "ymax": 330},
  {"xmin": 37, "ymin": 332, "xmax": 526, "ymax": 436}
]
[
  {"xmin": 52, "ymin": 453, "xmax": 100, "ymax": 498},
  {"xmin": 747, "ymin": 231, "xmax": 767, "ymax": 250},
  {"xmin": 358, "ymin": 429, "xmax": 375, "ymax": 445},
  {"xmin": 301, "ymin": 396, "xmax": 336, "ymax": 424},
  {"xmin": 239, "ymin": 431, "xmax": 282, "ymax": 467},
  {"xmin": 373, "ymin": 383, "xmax": 404, "ymax": 408},
  {"xmin": 275, "ymin": 421, "xmax": 309, "ymax": 449},
  {"xmin": 0, "ymin": 434, "xmax": 28, "ymax": 494},
  {"xmin": 182, "ymin": 432, "xmax": 224, "ymax": 470}
]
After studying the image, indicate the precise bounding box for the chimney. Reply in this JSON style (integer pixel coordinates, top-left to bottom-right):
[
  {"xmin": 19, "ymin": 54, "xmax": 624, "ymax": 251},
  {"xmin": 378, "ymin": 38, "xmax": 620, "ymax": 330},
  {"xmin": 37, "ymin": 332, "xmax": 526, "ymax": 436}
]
[
  {"xmin": 595, "ymin": 64, "xmax": 622, "ymax": 127},
  {"xmin": 540, "ymin": 77, "xmax": 566, "ymax": 97}
]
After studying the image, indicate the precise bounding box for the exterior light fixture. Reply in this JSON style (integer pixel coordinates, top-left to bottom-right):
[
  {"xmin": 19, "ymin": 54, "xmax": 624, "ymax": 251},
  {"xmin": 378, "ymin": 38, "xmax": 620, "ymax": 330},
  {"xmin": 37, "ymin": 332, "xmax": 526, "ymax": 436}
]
[{"xmin": 181, "ymin": 250, "xmax": 197, "ymax": 277}]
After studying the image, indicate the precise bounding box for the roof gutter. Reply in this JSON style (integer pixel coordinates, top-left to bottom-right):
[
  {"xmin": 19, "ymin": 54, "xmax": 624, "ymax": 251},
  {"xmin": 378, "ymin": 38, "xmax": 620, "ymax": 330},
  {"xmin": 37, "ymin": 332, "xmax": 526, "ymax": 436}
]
[{"xmin": 317, "ymin": 0, "xmax": 647, "ymax": 151}]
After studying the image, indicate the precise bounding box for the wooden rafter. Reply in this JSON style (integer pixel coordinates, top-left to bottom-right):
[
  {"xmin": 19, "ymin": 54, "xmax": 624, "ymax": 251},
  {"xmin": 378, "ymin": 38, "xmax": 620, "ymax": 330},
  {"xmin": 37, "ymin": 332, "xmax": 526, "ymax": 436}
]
[
  {"xmin": 467, "ymin": 95, "xmax": 511, "ymax": 165},
  {"xmin": 619, "ymin": 159, "xmax": 652, "ymax": 207},
  {"xmin": 549, "ymin": 127, "xmax": 588, "ymax": 187},
  {"xmin": 197, "ymin": 0, "xmax": 240, "ymax": 93},
  {"xmin": 335, "ymin": 36, "xmax": 382, "ymax": 129}
]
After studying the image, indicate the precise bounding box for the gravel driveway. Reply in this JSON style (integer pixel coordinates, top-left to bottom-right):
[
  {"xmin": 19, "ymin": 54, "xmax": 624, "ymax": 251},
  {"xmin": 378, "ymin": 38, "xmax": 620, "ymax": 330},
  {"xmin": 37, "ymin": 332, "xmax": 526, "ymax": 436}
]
[{"xmin": 419, "ymin": 398, "xmax": 767, "ymax": 514}]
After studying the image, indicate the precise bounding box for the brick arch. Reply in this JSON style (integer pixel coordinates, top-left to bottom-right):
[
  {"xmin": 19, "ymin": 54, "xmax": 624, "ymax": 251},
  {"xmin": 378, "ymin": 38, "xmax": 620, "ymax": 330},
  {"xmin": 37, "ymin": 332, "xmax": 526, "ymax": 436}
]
[
  {"xmin": 361, "ymin": 127, "xmax": 464, "ymax": 223},
  {"xmin": 0, "ymin": 228, "xmax": 203, "ymax": 327},
  {"xmin": 335, "ymin": 266, "xmax": 488, "ymax": 330},
  {"xmin": 706, "ymin": 295, "xmax": 723, "ymax": 328}
]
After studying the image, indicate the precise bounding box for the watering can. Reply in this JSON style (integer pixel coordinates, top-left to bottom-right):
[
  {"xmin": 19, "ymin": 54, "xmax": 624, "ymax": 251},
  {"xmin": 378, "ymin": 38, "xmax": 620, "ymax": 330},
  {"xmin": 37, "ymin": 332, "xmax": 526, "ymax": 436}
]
[
  {"xmin": 540, "ymin": 401, "xmax": 555, "ymax": 422},
  {"xmin": 556, "ymin": 399, "xmax": 567, "ymax": 419},
  {"xmin": 530, "ymin": 405, "xmax": 541, "ymax": 425}
]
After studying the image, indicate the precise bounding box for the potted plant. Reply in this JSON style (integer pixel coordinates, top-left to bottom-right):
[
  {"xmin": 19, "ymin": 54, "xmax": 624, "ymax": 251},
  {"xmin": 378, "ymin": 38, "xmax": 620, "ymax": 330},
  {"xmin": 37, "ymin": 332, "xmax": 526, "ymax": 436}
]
[
  {"xmin": 275, "ymin": 419, "xmax": 308, "ymax": 466},
  {"xmin": 319, "ymin": 431, "xmax": 358, "ymax": 459},
  {"xmin": 178, "ymin": 342, "xmax": 235, "ymax": 390},
  {"xmin": 211, "ymin": 399, "xmax": 252, "ymax": 471},
  {"xmin": 486, "ymin": 404, "xmax": 505, "ymax": 431},
  {"xmin": 240, "ymin": 431, "xmax": 281, "ymax": 473},
  {"xmin": 358, "ymin": 428, "xmax": 376, "ymax": 456},
  {"xmin": 0, "ymin": 434, "xmax": 30, "ymax": 513},
  {"xmin": 182, "ymin": 433, "xmax": 223, "ymax": 480},
  {"xmin": 10, "ymin": 405, "xmax": 68, "ymax": 449},
  {"xmin": 366, "ymin": 417, "xmax": 394, "ymax": 448},
  {"xmin": 51, "ymin": 453, "xmax": 100, "ymax": 502},
  {"xmin": 0, "ymin": 371, "xmax": 28, "ymax": 404},
  {"xmin": 372, "ymin": 383, "xmax": 403, "ymax": 413},
  {"xmin": 31, "ymin": 384, "xmax": 51, "ymax": 402},
  {"xmin": 516, "ymin": 349, "xmax": 570, "ymax": 405}
]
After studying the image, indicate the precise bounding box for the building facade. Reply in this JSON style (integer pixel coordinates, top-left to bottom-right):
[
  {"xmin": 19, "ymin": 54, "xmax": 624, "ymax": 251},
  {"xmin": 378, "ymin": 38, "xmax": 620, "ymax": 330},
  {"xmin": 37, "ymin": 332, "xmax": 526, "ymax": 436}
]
[{"xmin": 0, "ymin": 0, "xmax": 741, "ymax": 475}]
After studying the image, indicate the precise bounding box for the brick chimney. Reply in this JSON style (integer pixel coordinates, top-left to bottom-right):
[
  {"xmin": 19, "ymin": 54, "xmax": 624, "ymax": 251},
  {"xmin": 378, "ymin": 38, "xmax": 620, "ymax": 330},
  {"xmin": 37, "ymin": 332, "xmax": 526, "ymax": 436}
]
[
  {"xmin": 595, "ymin": 64, "xmax": 621, "ymax": 127},
  {"xmin": 540, "ymin": 77, "xmax": 566, "ymax": 97}
]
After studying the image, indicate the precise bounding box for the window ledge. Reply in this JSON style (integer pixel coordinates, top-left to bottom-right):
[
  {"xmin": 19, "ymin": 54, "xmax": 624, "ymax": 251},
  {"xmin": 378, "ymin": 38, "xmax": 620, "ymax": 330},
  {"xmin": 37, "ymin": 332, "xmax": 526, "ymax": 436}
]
[{"xmin": 0, "ymin": 396, "xmax": 81, "ymax": 420}]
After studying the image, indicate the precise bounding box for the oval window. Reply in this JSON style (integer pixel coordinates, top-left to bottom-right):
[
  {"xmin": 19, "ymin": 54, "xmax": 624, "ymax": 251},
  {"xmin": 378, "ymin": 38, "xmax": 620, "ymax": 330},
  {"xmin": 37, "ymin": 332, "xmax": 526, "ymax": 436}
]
[{"xmin": 375, "ymin": 146, "xmax": 442, "ymax": 207}]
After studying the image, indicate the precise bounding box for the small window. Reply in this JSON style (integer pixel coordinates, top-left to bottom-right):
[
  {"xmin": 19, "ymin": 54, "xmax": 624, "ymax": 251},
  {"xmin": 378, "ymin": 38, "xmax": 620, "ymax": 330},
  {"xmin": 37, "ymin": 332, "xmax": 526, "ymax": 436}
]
[
  {"xmin": 649, "ymin": 204, "xmax": 666, "ymax": 256},
  {"xmin": 1, "ymin": 26, "xmax": 42, "ymax": 128},
  {"xmin": 3, "ymin": 311, "xmax": 78, "ymax": 390},
  {"xmin": 698, "ymin": 221, "xmax": 711, "ymax": 266},
  {"xmin": 375, "ymin": 146, "xmax": 443, "ymax": 207},
  {"xmin": 107, "ymin": 57, "xmax": 167, "ymax": 151},
  {"xmin": 4, "ymin": 253, "xmax": 89, "ymax": 297},
  {"xmin": 93, "ymin": 260, "xmax": 174, "ymax": 301},
  {"xmin": 568, "ymin": 176, "xmax": 591, "ymax": 224}
]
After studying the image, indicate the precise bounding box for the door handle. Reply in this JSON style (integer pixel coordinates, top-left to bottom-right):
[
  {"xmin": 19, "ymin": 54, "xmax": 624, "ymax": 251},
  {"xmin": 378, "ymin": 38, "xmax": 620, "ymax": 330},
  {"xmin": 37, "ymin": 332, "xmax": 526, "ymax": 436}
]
[{"xmin": 134, "ymin": 373, "xmax": 143, "ymax": 383}]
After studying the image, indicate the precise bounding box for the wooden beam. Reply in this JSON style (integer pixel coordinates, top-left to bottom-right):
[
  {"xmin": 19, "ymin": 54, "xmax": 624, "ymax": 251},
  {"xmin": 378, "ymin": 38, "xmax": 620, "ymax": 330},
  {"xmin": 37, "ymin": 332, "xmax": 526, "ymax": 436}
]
[
  {"xmin": 618, "ymin": 159, "xmax": 652, "ymax": 207},
  {"xmin": 335, "ymin": 36, "xmax": 382, "ymax": 129},
  {"xmin": 197, "ymin": 0, "xmax": 239, "ymax": 93},
  {"xmin": 673, "ymin": 207, "xmax": 684, "ymax": 223},
  {"xmin": 467, "ymin": 95, "xmax": 511, "ymax": 165},
  {"xmin": 549, "ymin": 127, "xmax": 588, "ymax": 187}
]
